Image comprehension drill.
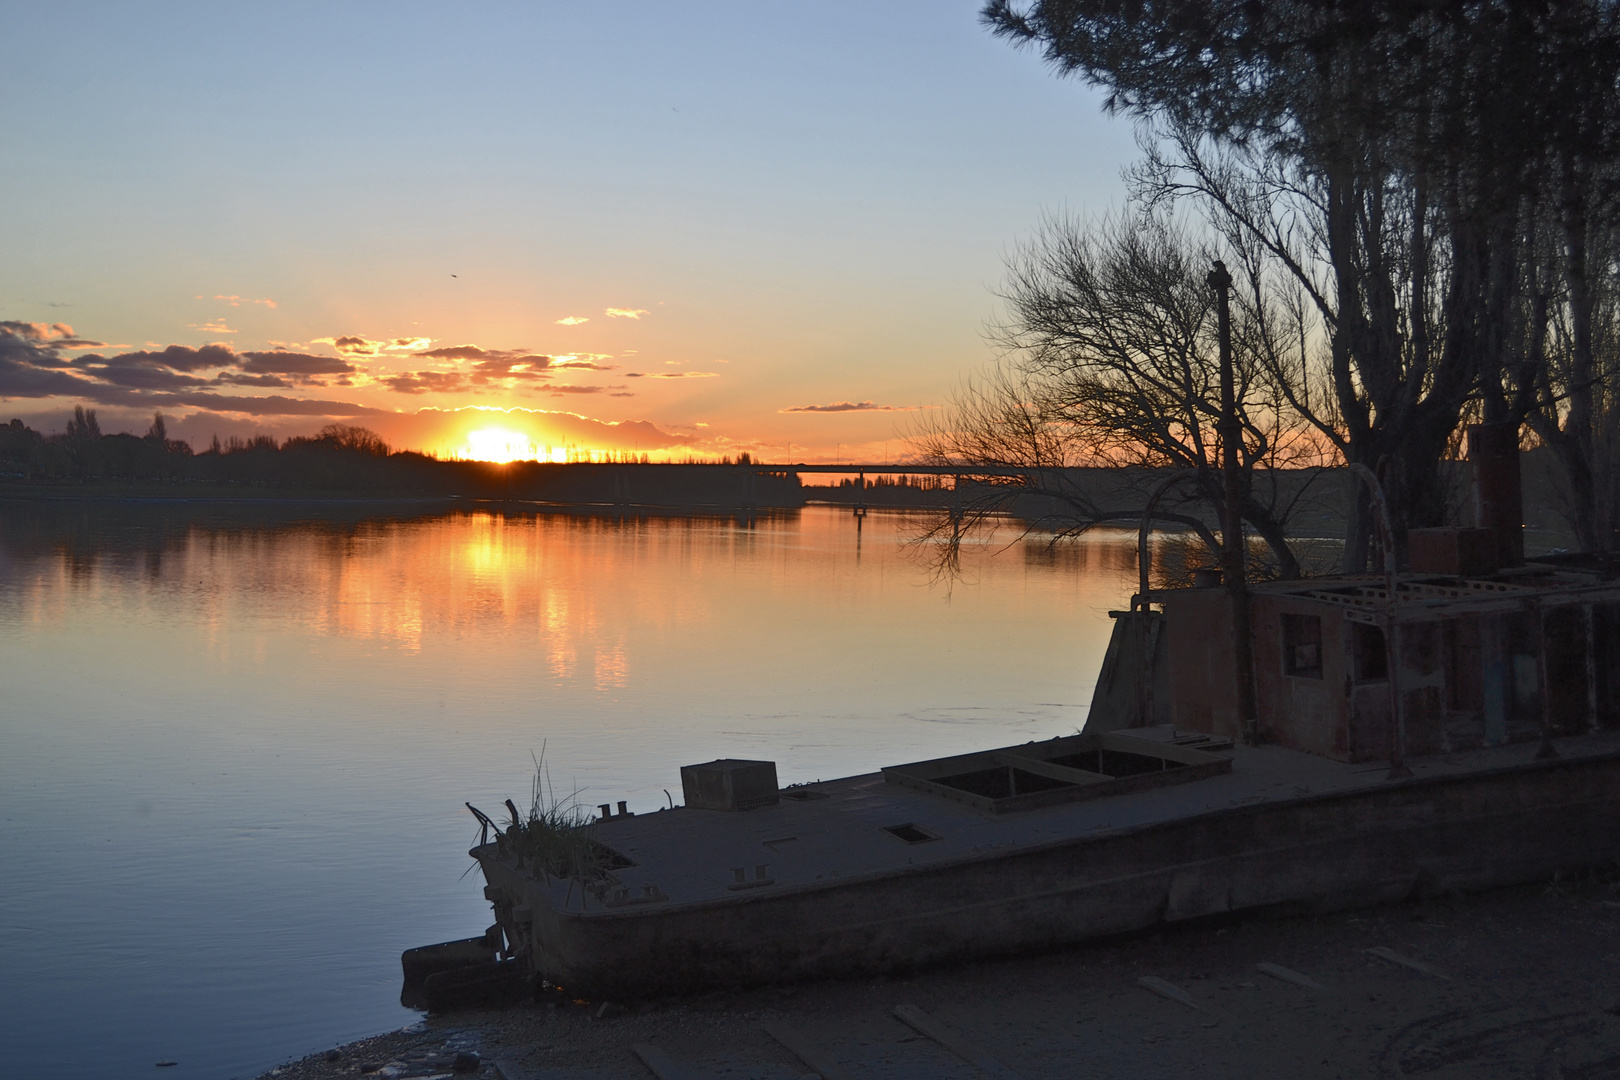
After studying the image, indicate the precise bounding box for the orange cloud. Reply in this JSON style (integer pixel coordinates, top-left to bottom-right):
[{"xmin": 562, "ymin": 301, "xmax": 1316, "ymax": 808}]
[
  {"xmin": 2, "ymin": 321, "xmax": 108, "ymax": 349},
  {"xmin": 779, "ymin": 401, "xmax": 921, "ymax": 413},
  {"xmin": 315, "ymin": 335, "xmax": 434, "ymax": 356},
  {"xmin": 605, "ymin": 308, "xmax": 648, "ymax": 319},
  {"xmin": 555, "ymin": 316, "xmax": 589, "ymax": 325}
]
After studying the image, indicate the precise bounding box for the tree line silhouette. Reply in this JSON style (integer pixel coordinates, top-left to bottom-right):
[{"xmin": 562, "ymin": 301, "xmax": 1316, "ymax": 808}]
[{"xmin": 0, "ymin": 410, "xmax": 807, "ymax": 506}]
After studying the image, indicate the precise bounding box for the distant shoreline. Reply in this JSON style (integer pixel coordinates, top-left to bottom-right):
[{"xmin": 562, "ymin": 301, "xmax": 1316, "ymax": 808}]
[{"xmin": 0, "ymin": 484, "xmax": 461, "ymax": 504}]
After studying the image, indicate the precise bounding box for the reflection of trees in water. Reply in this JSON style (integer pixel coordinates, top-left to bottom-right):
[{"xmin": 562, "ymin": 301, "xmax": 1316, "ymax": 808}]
[
  {"xmin": 1016, "ymin": 528, "xmax": 1138, "ymax": 577},
  {"xmin": 0, "ymin": 500, "xmax": 794, "ymax": 569},
  {"xmin": 1006, "ymin": 524, "xmax": 1342, "ymax": 593},
  {"xmin": 0, "ymin": 503, "xmax": 714, "ymax": 681},
  {"xmin": 2, "ymin": 504, "xmax": 1135, "ymax": 697},
  {"xmin": 0, "ymin": 499, "xmax": 459, "ymax": 579}
]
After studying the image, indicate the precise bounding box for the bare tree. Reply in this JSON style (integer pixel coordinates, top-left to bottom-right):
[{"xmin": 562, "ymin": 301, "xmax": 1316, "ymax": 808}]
[
  {"xmin": 314, "ymin": 424, "xmax": 390, "ymax": 456},
  {"xmin": 1530, "ymin": 212, "xmax": 1620, "ymax": 550},
  {"xmin": 984, "ymin": 0, "xmax": 1620, "ymax": 564},
  {"xmin": 909, "ymin": 211, "xmax": 1331, "ymax": 579}
]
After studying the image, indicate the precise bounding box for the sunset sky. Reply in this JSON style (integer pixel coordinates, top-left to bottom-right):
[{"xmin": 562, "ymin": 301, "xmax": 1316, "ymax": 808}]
[{"xmin": 1, "ymin": 1, "xmax": 1134, "ymax": 462}]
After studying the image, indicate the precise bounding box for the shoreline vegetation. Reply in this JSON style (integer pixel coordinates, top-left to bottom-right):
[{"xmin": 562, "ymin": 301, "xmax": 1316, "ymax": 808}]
[
  {"xmin": 0, "ymin": 411, "xmax": 959, "ymax": 511},
  {"xmin": 2, "ymin": 432, "xmax": 1582, "ymax": 548},
  {"xmin": 0, "ymin": 410, "xmax": 1292, "ymax": 517},
  {"xmin": 2, "ymin": 412, "xmax": 1582, "ymax": 560}
]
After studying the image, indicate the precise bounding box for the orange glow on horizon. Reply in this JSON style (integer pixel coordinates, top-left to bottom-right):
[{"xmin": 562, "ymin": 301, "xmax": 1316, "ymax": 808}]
[
  {"xmin": 458, "ymin": 427, "xmax": 561, "ymax": 464},
  {"xmin": 450, "ymin": 425, "xmax": 679, "ymax": 464}
]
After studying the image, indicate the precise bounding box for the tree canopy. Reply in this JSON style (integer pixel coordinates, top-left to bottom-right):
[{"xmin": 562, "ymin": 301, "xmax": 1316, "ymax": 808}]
[{"xmin": 983, "ymin": 0, "xmax": 1620, "ymax": 562}]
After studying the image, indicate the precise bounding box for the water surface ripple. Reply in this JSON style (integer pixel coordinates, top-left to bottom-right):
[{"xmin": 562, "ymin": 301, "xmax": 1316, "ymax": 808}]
[{"xmin": 0, "ymin": 502, "xmax": 1138, "ymax": 1080}]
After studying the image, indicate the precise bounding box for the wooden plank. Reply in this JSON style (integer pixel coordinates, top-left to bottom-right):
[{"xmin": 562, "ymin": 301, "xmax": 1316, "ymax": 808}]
[
  {"xmin": 1366, "ymin": 947, "xmax": 1452, "ymax": 980},
  {"xmin": 1137, "ymin": 976, "xmax": 1205, "ymax": 1011},
  {"xmin": 892, "ymin": 1003, "xmax": 1023, "ymax": 1080},
  {"xmin": 993, "ymin": 751, "xmax": 1111, "ymax": 786},
  {"xmin": 1255, "ymin": 962, "xmax": 1327, "ymax": 990},
  {"xmin": 762, "ymin": 1021, "xmax": 853, "ymax": 1080},
  {"xmin": 1099, "ymin": 731, "xmax": 1230, "ymax": 766},
  {"xmin": 632, "ymin": 1043, "xmax": 699, "ymax": 1080}
]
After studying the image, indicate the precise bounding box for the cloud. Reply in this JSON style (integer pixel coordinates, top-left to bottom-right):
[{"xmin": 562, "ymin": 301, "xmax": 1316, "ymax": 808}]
[
  {"xmin": 212, "ymin": 295, "xmax": 277, "ymax": 309},
  {"xmin": 69, "ymin": 354, "xmax": 214, "ymax": 391},
  {"xmin": 315, "ymin": 335, "xmax": 432, "ymax": 356},
  {"xmin": 779, "ymin": 401, "xmax": 918, "ymax": 413},
  {"xmin": 239, "ymin": 351, "xmax": 356, "ymax": 376},
  {"xmin": 410, "ymin": 344, "xmax": 561, "ymax": 384},
  {"xmin": 214, "ymin": 372, "xmax": 293, "ymax": 388},
  {"xmin": 605, "ymin": 308, "xmax": 648, "ymax": 319},
  {"xmin": 555, "ymin": 316, "xmax": 589, "ymax": 325},
  {"xmin": 0, "ymin": 325, "xmax": 99, "ymax": 397},
  {"xmin": 474, "ymin": 355, "xmax": 554, "ymax": 381},
  {"xmin": 2, "ymin": 321, "xmax": 106, "ymax": 349},
  {"xmin": 0, "ymin": 323, "xmax": 380, "ymax": 418},
  {"xmin": 546, "ymin": 384, "xmax": 628, "ymax": 395},
  {"xmin": 5, "ymin": 321, "xmax": 73, "ymax": 340},
  {"xmin": 415, "ymin": 344, "xmax": 489, "ymax": 361},
  {"xmin": 625, "ymin": 371, "xmax": 719, "ymax": 379},
  {"xmin": 189, "ymin": 319, "xmax": 236, "ymax": 334},
  {"xmin": 154, "ymin": 393, "xmax": 385, "ymax": 417},
  {"xmin": 88, "ymin": 344, "xmax": 238, "ymax": 373},
  {"xmin": 1, "ymin": 322, "xmax": 630, "ymax": 427},
  {"xmin": 380, "ymin": 371, "xmax": 467, "ymax": 395},
  {"xmin": 319, "ymin": 335, "xmax": 386, "ymax": 356}
]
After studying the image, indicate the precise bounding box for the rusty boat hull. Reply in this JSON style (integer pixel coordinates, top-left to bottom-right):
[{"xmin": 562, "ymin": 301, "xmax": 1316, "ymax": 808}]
[{"xmin": 472, "ymin": 729, "xmax": 1620, "ymax": 999}]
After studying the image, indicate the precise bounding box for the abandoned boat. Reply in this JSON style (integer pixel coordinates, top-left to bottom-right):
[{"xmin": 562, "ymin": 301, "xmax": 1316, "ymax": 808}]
[
  {"xmin": 465, "ymin": 722, "xmax": 1620, "ymax": 999},
  {"xmin": 447, "ymin": 428, "xmax": 1620, "ymax": 1001}
]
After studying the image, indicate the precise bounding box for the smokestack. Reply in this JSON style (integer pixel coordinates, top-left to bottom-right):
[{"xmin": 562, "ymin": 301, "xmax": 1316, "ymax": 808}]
[{"xmin": 1466, "ymin": 422, "xmax": 1523, "ymax": 567}]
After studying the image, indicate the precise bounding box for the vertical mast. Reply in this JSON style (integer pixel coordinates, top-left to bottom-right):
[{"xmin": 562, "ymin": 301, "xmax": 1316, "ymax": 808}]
[{"xmin": 1208, "ymin": 260, "xmax": 1258, "ymax": 741}]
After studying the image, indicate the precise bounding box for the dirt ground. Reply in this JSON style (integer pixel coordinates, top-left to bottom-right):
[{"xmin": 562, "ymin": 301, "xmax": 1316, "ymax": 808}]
[{"xmin": 256, "ymin": 875, "xmax": 1620, "ymax": 1080}]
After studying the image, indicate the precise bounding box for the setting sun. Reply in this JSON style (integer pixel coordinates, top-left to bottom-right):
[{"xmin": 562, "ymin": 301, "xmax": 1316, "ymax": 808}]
[{"xmin": 461, "ymin": 427, "xmax": 544, "ymax": 463}]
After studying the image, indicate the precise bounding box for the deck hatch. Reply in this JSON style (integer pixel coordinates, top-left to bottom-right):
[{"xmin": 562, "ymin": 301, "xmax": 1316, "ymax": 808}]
[
  {"xmin": 882, "ymin": 822, "xmax": 939, "ymax": 844},
  {"xmin": 882, "ymin": 732, "xmax": 1232, "ymax": 815}
]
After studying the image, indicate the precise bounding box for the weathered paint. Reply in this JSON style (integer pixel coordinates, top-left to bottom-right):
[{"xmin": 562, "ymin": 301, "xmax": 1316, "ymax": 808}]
[
  {"xmin": 1165, "ymin": 563, "xmax": 1620, "ymax": 763},
  {"xmin": 476, "ymin": 735, "xmax": 1620, "ymax": 999}
]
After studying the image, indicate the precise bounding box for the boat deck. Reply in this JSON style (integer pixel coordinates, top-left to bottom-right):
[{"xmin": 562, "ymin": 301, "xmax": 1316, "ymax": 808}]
[{"xmin": 498, "ymin": 727, "xmax": 1620, "ymax": 914}]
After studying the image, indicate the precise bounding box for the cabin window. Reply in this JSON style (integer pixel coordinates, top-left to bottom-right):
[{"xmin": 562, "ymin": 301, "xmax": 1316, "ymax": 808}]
[
  {"xmin": 1352, "ymin": 622, "xmax": 1388, "ymax": 683},
  {"xmin": 1281, "ymin": 613, "xmax": 1324, "ymax": 678}
]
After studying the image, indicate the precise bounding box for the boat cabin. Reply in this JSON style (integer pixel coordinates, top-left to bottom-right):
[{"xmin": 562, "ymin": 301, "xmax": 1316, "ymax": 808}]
[
  {"xmin": 1090, "ymin": 427, "xmax": 1620, "ymax": 765},
  {"xmin": 1155, "ymin": 559, "xmax": 1620, "ymax": 762}
]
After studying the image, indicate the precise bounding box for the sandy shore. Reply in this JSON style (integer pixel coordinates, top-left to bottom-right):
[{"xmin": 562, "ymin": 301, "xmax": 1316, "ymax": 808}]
[{"xmin": 256, "ymin": 876, "xmax": 1620, "ymax": 1079}]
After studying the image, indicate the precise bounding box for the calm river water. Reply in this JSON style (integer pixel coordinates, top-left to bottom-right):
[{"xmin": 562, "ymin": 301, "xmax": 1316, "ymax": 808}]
[{"xmin": 0, "ymin": 500, "xmax": 1143, "ymax": 1080}]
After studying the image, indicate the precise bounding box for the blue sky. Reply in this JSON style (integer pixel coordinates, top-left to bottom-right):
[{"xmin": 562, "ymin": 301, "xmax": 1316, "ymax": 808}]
[{"xmin": 1, "ymin": 1, "xmax": 1137, "ymax": 459}]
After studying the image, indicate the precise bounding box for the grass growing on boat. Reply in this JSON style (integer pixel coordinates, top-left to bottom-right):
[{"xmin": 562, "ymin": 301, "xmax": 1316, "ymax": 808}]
[{"xmin": 495, "ymin": 750, "xmax": 607, "ymax": 884}]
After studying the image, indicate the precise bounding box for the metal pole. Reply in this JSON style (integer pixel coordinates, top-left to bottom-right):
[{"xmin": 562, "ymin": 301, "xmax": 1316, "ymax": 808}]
[
  {"xmin": 1135, "ymin": 469, "xmax": 1200, "ymax": 728},
  {"xmin": 1348, "ymin": 463, "xmax": 1410, "ymax": 779},
  {"xmin": 1535, "ymin": 599, "xmax": 1559, "ymax": 760},
  {"xmin": 1586, "ymin": 603, "xmax": 1601, "ymax": 734},
  {"xmin": 1208, "ymin": 261, "xmax": 1258, "ymax": 742}
]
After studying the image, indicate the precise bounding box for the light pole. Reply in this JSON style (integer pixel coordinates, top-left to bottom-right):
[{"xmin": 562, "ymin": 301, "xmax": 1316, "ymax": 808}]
[{"xmin": 1208, "ymin": 260, "xmax": 1259, "ymax": 742}]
